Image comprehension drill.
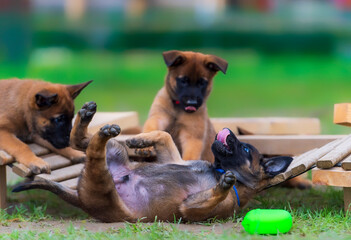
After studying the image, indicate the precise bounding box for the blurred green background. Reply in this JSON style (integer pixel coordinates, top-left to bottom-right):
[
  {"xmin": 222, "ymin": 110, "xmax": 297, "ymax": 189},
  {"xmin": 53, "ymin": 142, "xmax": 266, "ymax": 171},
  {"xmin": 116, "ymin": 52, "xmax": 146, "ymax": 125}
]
[{"xmin": 1, "ymin": 0, "xmax": 351, "ymax": 134}]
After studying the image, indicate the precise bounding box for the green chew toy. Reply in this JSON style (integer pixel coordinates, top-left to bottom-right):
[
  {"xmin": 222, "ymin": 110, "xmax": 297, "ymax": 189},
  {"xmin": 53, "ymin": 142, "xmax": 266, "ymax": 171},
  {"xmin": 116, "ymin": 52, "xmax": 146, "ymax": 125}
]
[{"xmin": 242, "ymin": 209, "xmax": 292, "ymax": 235}]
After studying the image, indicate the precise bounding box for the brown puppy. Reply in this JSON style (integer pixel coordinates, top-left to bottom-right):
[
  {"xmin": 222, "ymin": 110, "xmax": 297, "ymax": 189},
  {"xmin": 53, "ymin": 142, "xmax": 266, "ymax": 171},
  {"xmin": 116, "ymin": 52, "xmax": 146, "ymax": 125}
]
[
  {"xmin": 13, "ymin": 102, "xmax": 293, "ymax": 222},
  {"xmin": 143, "ymin": 50, "xmax": 228, "ymax": 162},
  {"xmin": 0, "ymin": 78, "xmax": 91, "ymax": 174}
]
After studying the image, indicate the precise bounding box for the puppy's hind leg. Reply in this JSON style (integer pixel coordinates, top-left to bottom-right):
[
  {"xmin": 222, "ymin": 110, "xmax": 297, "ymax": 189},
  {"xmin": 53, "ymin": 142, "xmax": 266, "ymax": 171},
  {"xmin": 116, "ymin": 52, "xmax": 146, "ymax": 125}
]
[
  {"xmin": 126, "ymin": 131, "xmax": 184, "ymax": 164},
  {"xmin": 79, "ymin": 124, "xmax": 133, "ymax": 222},
  {"xmin": 70, "ymin": 101, "xmax": 97, "ymax": 151}
]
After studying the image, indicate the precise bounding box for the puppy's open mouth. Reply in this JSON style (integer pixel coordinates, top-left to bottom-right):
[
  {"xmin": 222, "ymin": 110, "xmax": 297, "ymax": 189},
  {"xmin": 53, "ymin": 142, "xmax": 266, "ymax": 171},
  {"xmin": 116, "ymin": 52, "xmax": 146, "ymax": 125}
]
[
  {"xmin": 184, "ymin": 106, "xmax": 197, "ymax": 113},
  {"xmin": 217, "ymin": 128, "xmax": 230, "ymax": 148}
]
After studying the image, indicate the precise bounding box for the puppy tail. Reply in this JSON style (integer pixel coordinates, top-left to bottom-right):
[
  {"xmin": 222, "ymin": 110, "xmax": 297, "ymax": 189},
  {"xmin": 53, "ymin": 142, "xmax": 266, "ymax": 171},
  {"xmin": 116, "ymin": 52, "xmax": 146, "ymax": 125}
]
[{"xmin": 12, "ymin": 180, "xmax": 81, "ymax": 208}]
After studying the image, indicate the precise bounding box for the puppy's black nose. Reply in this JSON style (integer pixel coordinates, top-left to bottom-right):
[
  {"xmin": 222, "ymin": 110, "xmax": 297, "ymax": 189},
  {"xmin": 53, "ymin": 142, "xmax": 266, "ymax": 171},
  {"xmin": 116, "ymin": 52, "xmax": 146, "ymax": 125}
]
[{"xmin": 186, "ymin": 99, "xmax": 197, "ymax": 105}]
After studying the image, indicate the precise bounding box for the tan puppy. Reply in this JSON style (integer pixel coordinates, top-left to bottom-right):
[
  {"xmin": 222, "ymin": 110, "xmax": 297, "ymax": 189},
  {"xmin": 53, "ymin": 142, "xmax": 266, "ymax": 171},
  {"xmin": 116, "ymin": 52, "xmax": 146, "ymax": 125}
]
[
  {"xmin": 0, "ymin": 78, "xmax": 91, "ymax": 174},
  {"xmin": 143, "ymin": 50, "xmax": 228, "ymax": 162}
]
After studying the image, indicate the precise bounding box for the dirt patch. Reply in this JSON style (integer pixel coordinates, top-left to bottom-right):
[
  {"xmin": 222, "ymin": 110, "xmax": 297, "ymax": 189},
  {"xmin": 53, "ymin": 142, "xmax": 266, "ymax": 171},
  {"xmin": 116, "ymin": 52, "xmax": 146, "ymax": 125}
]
[{"xmin": 0, "ymin": 220, "xmax": 242, "ymax": 234}]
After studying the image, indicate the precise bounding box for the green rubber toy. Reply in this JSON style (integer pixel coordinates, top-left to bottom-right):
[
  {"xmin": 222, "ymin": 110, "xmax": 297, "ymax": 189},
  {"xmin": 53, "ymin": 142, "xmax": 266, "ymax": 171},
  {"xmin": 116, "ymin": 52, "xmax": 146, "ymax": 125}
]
[{"xmin": 242, "ymin": 209, "xmax": 292, "ymax": 235}]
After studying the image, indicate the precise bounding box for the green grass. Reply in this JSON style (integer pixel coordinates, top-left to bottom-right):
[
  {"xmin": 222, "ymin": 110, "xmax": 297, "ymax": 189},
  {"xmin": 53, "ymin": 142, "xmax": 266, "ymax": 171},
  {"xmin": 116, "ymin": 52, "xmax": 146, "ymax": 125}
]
[
  {"xmin": 1, "ymin": 186, "xmax": 350, "ymax": 239},
  {"xmin": 1, "ymin": 49, "xmax": 351, "ymax": 238},
  {"xmin": 1, "ymin": 49, "xmax": 351, "ymax": 133}
]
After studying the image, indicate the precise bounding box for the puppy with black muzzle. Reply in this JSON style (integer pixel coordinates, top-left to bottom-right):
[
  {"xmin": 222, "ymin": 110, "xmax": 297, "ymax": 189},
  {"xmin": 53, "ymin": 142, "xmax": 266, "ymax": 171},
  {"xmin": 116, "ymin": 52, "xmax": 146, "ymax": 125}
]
[
  {"xmin": 13, "ymin": 103, "xmax": 293, "ymax": 222},
  {"xmin": 0, "ymin": 78, "xmax": 91, "ymax": 174},
  {"xmin": 143, "ymin": 50, "xmax": 228, "ymax": 162}
]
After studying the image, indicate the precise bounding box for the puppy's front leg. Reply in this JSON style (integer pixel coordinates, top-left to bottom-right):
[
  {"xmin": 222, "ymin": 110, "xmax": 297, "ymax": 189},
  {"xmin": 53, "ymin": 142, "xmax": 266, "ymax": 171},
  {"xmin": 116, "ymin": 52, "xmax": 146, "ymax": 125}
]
[
  {"xmin": 179, "ymin": 171, "xmax": 236, "ymax": 221},
  {"xmin": 79, "ymin": 124, "xmax": 133, "ymax": 222},
  {"xmin": 179, "ymin": 131, "xmax": 204, "ymax": 160},
  {"xmin": 70, "ymin": 101, "xmax": 96, "ymax": 151},
  {"xmin": 0, "ymin": 130, "xmax": 50, "ymax": 174}
]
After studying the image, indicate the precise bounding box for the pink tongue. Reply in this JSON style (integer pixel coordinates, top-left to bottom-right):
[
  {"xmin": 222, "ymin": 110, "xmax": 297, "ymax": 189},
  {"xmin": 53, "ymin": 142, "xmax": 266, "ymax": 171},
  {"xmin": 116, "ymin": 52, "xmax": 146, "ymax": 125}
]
[
  {"xmin": 185, "ymin": 106, "xmax": 197, "ymax": 112},
  {"xmin": 217, "ymin": 128, "xmax": 230, "ymax": 145}
]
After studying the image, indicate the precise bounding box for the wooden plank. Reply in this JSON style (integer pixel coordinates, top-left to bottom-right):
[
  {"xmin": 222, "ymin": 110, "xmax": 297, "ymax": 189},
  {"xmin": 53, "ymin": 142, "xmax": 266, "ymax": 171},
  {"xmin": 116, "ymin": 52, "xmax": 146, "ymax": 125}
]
[
  {"xmin": 0, "ymin": 165, "xmax": 7, "ymax": 209},
  {"xmin": 0, "ymin": 150, "xmax": 13, "ymax": 165},
  {"xmin": 291, "ymin": 137, "xmax": 345, "ymax": 175},
  {"xmin": 344, "ymin": 187, "xmax": 351, "ymax": 212},
  {"xmin": 41, "ymin": 154, "xmax": 72, "ymax": 170},
  {"xmin": 334, "ymin": 103, "xmax": 351, "ymax": 127},
  {"xmin": 269, "ymin": 148, "xmax": 316, "ymax": 185},
  {"xmin": 34, "ymin": 163, "xmax": 84, "ymax": 182},
  {"xmin": 237, "ymin": 135, "xmax": 343, "ymax": 156},
  {"xmin": 28, "ymin": 143, "xmax": 50, "ymax": 156},
  {"xmin": 317, "ymin": 135, "xmax": 351, "ymax": 169},
  {"xmin": 59, "ymin": 178, "xmax": 79, "ymax": 190},
  {"xmin": 211, "ymin": 117, "xmax": 320, "ymax": 135},
  {"xmin": 11, "ymin": 154, "xmax": 74, "ymax": 178},
  {"xmin": 0, "ymin": 144, "xmax": 50, "ymax": 165},
  {"xmin": 312, "ymin": 167, "xmax": 351, "ymax": 187},
  {"xmin": 341, "ymin": 154, "xmax": 351, "ymax": 171},
  {"xmin": 86, "ymin": 112, "xmax": 139, "ymax": 134},
  {"xmin": 116, "ymin": 134, "xmax": 344, "ymax": 157}
]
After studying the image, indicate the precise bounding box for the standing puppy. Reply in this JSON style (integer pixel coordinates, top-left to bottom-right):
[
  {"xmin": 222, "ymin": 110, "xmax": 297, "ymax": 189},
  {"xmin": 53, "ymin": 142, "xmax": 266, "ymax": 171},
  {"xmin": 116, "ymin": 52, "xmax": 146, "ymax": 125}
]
[
  {"xmin": 143, "ymin": 50, "xmax": 227, "ymax": 162},
  {"xmin": 0, "ymin": 79, "xmax": 91, "ymax": 174}
]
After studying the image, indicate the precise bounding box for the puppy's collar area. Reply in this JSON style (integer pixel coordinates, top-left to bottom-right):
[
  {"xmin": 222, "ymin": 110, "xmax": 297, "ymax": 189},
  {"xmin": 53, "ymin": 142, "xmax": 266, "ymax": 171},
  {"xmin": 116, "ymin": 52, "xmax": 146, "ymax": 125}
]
[
  {"xmin": 172, "ymin": 99, "xmax": 181, "ymax": 105},
  {"xmin": 215, "ymin": 168, "xmax": 240, "ymax": 207}
]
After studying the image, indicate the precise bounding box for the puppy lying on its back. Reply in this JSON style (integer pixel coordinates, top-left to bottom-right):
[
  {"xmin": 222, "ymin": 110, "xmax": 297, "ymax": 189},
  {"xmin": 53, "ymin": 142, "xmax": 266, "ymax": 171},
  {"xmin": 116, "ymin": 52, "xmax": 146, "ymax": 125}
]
[
  {"xmin": 14, "ymin": 102, "xmax": 293, "ymax": 222},
  {"xmin": 0, "ymin": 79, "xmax": 91, "ymax": 174}
]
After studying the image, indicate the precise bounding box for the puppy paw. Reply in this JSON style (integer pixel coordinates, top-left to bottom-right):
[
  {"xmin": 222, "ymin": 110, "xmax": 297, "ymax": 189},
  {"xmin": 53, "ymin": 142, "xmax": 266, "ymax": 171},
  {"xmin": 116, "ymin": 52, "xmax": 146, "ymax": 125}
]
[
  {"xmin": 27, "ymin": 157, "xmax": 51, "ymax": 175},
  {"xmin": 79, "ymin": 101, "xmax": 97, "ymax": 123},
  {"xmin": 126, "ymin": 138, "xmax": 153, "ymax": 149},
  {"xmin": 70, "ymin": 151, "xmax": 86, "ymax": 164},
  {"xmin": 99, "ymin": 124, "xmax": 121, "ymax": 138},
  {"xmin": 219, "ymin": 171, "xmax": 236, "ymax": 190},
  {"xmin": 134, "ymin": 147, "xmax": 154, "ymax": 157}
]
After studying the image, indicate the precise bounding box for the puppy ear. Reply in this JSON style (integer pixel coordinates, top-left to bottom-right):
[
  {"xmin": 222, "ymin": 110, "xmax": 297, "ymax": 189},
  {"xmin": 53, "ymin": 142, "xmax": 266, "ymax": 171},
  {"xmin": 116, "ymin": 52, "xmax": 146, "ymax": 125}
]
[
  {"xmin": 263, "ymin": 156, "xmax": 293, "ymax": 177},
  {"xmin": 35, "ymin": 91, "xmax": 58, "ymax": 109},
  {"xmin": 163, "ymin": 50, "xmax": 186, "ymax": 67},
  {"xmin": 66, "ymin": 80, "xmax": 93, "ymax": 99},
  {"xmin": 206, "ymin": 55, "xmax": 228, "ymax": 74}
]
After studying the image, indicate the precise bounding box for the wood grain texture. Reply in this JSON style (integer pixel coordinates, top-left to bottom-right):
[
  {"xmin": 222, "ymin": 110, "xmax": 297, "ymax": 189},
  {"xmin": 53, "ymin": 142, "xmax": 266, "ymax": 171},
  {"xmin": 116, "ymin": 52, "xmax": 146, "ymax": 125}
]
[
  {"xmin": 334, "ymin": 103, "xmax": 351, "ymax": 127},
  {"xmin": 312, "ymin": 167, "xmax": 351, "ymax": 187},
  {"xmin": 0, "ymin": 166, "xmax": 6, "ymax": 209},
  {"xmin": 211, "ymin": 117, "xmax": 320, "ymax": 135},
  {"xmin": 34, "ymin": 163, "xmax": 84, "ymax": 182},
  {"xmin": 317, "ymin": 135, "xmax": 351, "ymax": 169}
]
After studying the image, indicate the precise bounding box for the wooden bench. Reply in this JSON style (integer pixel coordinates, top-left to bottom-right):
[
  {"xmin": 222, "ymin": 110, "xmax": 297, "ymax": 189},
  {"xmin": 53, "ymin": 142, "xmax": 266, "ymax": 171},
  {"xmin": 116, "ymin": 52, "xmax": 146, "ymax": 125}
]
[{"xmin": 0, "ymin": 116, "xmax": 325, "ymax": 209}]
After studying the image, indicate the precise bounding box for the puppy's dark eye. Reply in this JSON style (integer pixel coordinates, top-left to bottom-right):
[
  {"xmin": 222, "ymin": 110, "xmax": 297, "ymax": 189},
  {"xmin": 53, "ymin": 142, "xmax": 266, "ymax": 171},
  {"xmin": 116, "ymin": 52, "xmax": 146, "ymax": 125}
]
[{"xmin": 197, "ymin": 78, "xmax": 207, "ymax": 87}]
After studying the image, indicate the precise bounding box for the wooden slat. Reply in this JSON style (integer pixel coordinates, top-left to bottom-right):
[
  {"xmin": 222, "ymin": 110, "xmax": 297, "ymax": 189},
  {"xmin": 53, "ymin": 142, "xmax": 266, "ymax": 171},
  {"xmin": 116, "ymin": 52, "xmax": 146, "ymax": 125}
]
[
  {"xmin": 341, "ymin": 154, "xmax": 351, "ymax": 171},
  {"xmin": 0, "ymin": 150, "xmax": 13, "ymax": 165},
  {"xmin": 34, "ymin": 163, "xmax": 84, "ymax": 182},
  {"xmin": 211, "ymin": 117, "xmax": 320, "ymax": 135},
  {"xmin": 317, "ymin": 135, "xmax": 351, "ymax": 169},
  {"xmin": 334, "ymin": 103, "xmax": 351, "ymax": 127},
  {"xmin": 312, "ymin": 167, "xmax": 351, "ymax": 187},
  {"xmin": 237, "ymin": 135, "xmax": 343, "ymax": 156},
  {"xmin": 0, "ymin": 144, "xmax": 50, "ymax": 166},
  {"xmin": 291, "ymin": 137, "xmax": 345, "ymax": 175},
  {"xmin": 86, "ymin": 112, "xmax": 139, "ymax": 134},
  {"xmin": 41, "ymin": 154, "xmax": 72, "ymax": 170},
  {"xmin": 59, "ymin": 178, "xmax": 79, "ymax": 190},
  {"xmin": 0, "ymin": 165, "xmax": 7, "ymax": 209},
  {"xmin": 28, "ymin": 143, "xmax": 50, "ymax": 156},
  {"xmin": 11, "ymin": 154, "xmax": 73, "ymax": 178},
  {"xmin": 269, "ymin": 148, "xmax": 316, "ymax": 185}
]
